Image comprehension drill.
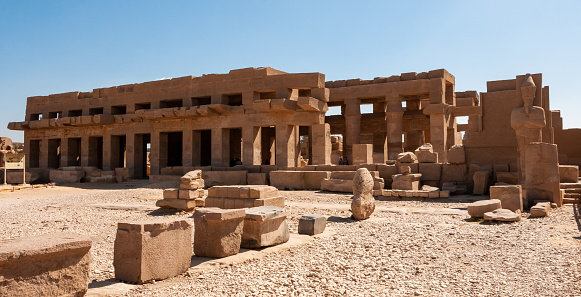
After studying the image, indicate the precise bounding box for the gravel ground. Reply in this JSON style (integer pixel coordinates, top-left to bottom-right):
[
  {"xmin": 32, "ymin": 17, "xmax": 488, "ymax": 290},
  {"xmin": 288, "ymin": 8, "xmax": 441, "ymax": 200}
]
[{"xmin": 1, "ymin": 182, "xmax": 580, "ymax": 296}]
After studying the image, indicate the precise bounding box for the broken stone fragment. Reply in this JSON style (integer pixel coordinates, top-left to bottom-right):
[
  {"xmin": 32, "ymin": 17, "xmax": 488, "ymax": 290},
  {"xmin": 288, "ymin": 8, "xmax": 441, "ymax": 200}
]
[
  {"xmin": 351, "ymin": 168, "xmax": 375, "ymax": 220},
  {"xmin": 483, "ymin": 209, "xmax": 521, "ymax": 222}
]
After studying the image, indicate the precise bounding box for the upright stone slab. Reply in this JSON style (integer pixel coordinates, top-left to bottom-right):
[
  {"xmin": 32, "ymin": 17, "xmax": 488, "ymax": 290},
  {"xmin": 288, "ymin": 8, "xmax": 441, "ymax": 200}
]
[
  {"xmin": 298, "ymin": 214, "xmax": 327, "ymax": 235},
  {"xmin": 0, "ymin": 233, "xmax": 92, "ymax": 297},
  {"xmin": 473, "ymin": 170, "xmax": 490, "ymax": 195},
  {"xmin": 351, "ymin": 168, "xmax": 375, "ymax": 220},
  {"xmin": 114, "ymin": 219, "xmax": 192, "ymax": 284},
  {"xmin": 193, "ymin": 208, "xmax": 245, "ymax": 258},
  {"xmin": 241, "ymin": 206, "xmax": 290, "ymax": 248},
  {"xmin": 524, "ymin": 143, "xmax": 561, "ymax": 207},
  {"xmin": 490, "ymin": 185, "xmax": 523, "ymax": 213}
]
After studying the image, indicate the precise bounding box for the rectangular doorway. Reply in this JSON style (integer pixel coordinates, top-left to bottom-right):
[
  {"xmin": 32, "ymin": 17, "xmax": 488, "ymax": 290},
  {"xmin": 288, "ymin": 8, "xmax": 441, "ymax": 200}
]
[
  {"xmin": 135, "ymin": 134, "xmax": 151, "ymax": 178},
  {"xmin": 260, "ymin": 126, "xmax": 276, "ymax": 165},
  {"xmin": 48, "ymin": 139, "xmax": 61, "ymax": 169}
]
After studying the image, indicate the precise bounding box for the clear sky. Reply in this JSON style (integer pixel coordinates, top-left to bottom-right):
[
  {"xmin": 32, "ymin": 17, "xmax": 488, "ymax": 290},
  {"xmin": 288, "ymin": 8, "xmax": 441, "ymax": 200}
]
[{"xmin": 1, "ymin": 0, "xmax": 580, "ymax": 142}]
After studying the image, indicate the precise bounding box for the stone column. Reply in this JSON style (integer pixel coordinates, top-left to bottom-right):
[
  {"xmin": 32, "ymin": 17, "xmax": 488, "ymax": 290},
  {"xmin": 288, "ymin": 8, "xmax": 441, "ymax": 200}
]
[
  {"xmin": 405, "ymin": 130, "xmax": 424, "ymax": 152},
  {"xmin": 211, "ymin": 128, "xmax": 229, "ymax": 167},
  {"xmin": 149, "ymin": 132, "xmax": 160, "ymax": 175},
  {"xmin": 386, "ymin": 101, "xmax": 404, "ymax": 160},
  {"xmin": 311, "ymin": 123, "xmax": 331, "ymax": 165},
  {"xmin": 60, "ymin": 138, "xmax": 69, "ymax": 168},
  {"xmin": 125, "ymin": 133, "xmax": 135, "ymax": 176},
  {"xmin": 102, "ymin": 134, "xmax": 112, "ymax": 170},
  {"xmin": 80, "ymin": 136, "xmax": 89, "ymax": 167},
  {"xmin": 182, "ymin": 130, "xmax": 193, "ymax": 167},
  {"xmin": 429, "ymin": 113, "xmax": 448, "ymax": 163},
  {"xmin": 192, "ymin": 131, "xmax": 201, "ymax": 166},
  {"xmin": 242, "ymin": 126, "xmax": 261, "ymax": 165},
  {"xmin": 343, "ymin": 99, "xmax": 361, "ymax": 163},
  {"xmin": 39, "ymin": 138, "xmax": 49, "ymax": 169},
  {"xmin": 276, "ymin": 124, "xmax": 298, "ymax": 167}
]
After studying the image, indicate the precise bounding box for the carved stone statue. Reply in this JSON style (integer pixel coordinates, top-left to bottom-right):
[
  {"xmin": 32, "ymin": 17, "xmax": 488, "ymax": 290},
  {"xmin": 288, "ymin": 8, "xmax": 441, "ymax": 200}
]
[{"xmin": 510, "ymin": 74, "xmax": 546, "ymax": 183}]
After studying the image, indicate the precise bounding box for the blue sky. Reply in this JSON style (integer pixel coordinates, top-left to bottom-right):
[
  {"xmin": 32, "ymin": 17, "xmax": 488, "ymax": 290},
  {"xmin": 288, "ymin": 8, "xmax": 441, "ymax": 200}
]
[{"xmin": 1, "ymin": 0, "xmax": 580, "ymax": 142}]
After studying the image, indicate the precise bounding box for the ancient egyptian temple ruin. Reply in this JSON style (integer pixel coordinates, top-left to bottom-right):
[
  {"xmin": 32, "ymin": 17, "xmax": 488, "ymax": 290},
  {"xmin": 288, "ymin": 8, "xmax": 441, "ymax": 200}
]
[{"xmin": 7, "ymin": 67, "xmax": 579, "ymax": 198}]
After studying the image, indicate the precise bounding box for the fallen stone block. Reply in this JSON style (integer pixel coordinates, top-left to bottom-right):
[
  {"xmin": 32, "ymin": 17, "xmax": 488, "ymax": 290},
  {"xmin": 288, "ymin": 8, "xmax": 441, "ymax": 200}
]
[
  {"xmin": 559, "ymin": 165, "xmax": 579, "ymax": 183},
  {"xmin": 483, "ymin": 209, "xmax": 521, "ymax": 222},
  {"xmin": 241, "ymin": 206, "xmax": 289, "ymax": 248},
  {"xmin": 0, "ymin": 233, "xmax": 92, "ymax": 297},
  {"xmin": 397, "ymin": 152, "xmax": 417, "ymax": 163},
  {"xmin": 298, "ymin": 214, "xmax": 327, "ymax": 235},
  {"xmin": 415, "ymin": 151, "xmax": 438, "ymax": 163},
  {"xmin": 490, "ymin": 185, "xmax": 522, "ymax": 213},
  {"xmin": 193, "ymin": 208, "xmax": 245, "ymax": 258},
  {"xmin": 496, "ymin": 172, "xmax": 519, "ymax": 184},
  {"xmin": 467, "ymin": 199, "xmax": 502, "ymax": 218},
  {"xmin": 156, "ymin": 198, "xmax": 204, "ymax": 211},
  {"xmin": 114, "ymin": 220, "xmax": 191, "ymax": 284},
  {"xmin": 49, "ymin": 169, "xmax": 85, "ymax": 184},
  {"xmin": 115, "ymin": 167, "xmax": 130, "ymax": 183},
  {"xmin": 530, "ymin": 202, "xmax": 550, "ymax": 218},
  {"xmin": 163, "ymin": 188, "xmax": 179, "ymax": 199}
]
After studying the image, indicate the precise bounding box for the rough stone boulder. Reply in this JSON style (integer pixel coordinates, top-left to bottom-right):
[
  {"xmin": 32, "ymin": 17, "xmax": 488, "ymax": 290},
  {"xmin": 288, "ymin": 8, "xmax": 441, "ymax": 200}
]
[
  {"xmin": 414, "ymin": 143, "xmax": 438, "ymax": 163},
  {"xmin": 351, "ymin": 168, "xmax": 375, "ymax": 220},
  {"xmin": 397, "ymin": 152, "xmax": 417, "ymax": 163},
  {"xmin": 467, "ymin": 199, "xmax": 502, "ymax": 218},
  {"xmin": 448, "ymin": 144, "xmax": 466, "ymax": 164},
  {"xmin": 530, "ymin": 202, "xmax": 550, "ymax": 218},
  {"xmin": 483, "ymin": 209, "xmax": 521, "ymax": 222}
]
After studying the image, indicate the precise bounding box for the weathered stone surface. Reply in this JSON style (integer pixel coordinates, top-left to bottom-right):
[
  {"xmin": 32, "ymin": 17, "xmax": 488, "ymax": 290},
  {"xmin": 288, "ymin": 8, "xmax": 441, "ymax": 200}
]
[
  {"xmin": 298, "ymin": 214, "xmax": 327, "ymax": 235},
  {"xmin": 352, "ymin": 144, "xmax": 373, "ymax": 165},
  {"xmin": 351, "ymin": 168, "xmax": 375, "ymax": 220},
  {"xmin": 178, "ymin": 189, "xmax": 205, "ymax": 199},
  {"xmin": 163, "ymin": 188, "xmax": 179, "ymax": 199},
  {"xmin": 496, "ymin": 172, "xmax": 519, "ymax": 185},
  {"xmin": 397, "ymin": 152, "xmax": 417, "ymax": 163},
  {"xmin": 269, "ymin": 171, "xmax": 329, "ymax": 190},
  {"xmin": 115, "ymin": 167, "xmax": 131, "ymax": 183},
  {"xmin": 530, "ymin": 202, "xmax": 550, "ymax": 218},
  {"xmin": 442, "ymin": 164, "xmax": 467, "ymax": 182},
  {"xmin": 0, "ymin": 233, "xmax": 92, "ymax": 297},
  {"xmin": 180, "ymin": 179, "xmax": 205, "ymax": 190},
  {"xmin": 525, "ymin": 143, "xmax": 561, "ymax": 207},
  {"xmin": 193, "ymin": 208, "xmax": 245, "ymax": 258},
  {"xmin": 181, "ymin": 169, "xmax": 202, "ymax": 181},
  {"xmin": 391, "ymin": 173, "xmax": 421, "ymax": 190},
  {"xmin": 483, "ymin": 209, "xmax": 521, "ymax": 222},
  {"xmin": 490, "ymin": 185, "xmax": 523, "ymax": 213},
  {"xmin": 473, "ymin": 170, "xmax": 490, "ymax": 195},
  {"xmin": 202, "ymin": 171, "xmax": 248, "ymax": 187},
  {"xmin": 559, "ymin": 165, "xmax": 579, "ymax": 183},
  {"xmin": 415, "ymin": 151, "xmax": 438, "ymax": 163},
  {"xmin": 114, "ymin": 220, "xmax": 192, "ymax": 284},
  {"xmin": 447, "ymin": 144, "xmax": 465, "ymax": 164},
  {"xmin": 419, "ymin": 163, "xmax": 442, "ymax": 181},
  {"xmin": 241, "ymin": 206, "xmax": 289, "ymax": 248},
  {"xmin": 247, "ymin": 173, "xmax": 268, "ymax": 185},
  {"xmin": 49, "ymin": 169, "xmax": 85, "ymax": 184},
  {"xmin": 156, "ymin": 198, "xmax": 204, "ymax": 210},
  {"xmin": 468, "ymin": 199, "xmax": 502, "ymax": 218}
]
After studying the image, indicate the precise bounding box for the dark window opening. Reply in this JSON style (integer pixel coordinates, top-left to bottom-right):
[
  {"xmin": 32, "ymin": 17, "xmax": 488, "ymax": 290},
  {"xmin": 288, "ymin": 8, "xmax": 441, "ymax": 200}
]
[
  {"xmin": 298, "ymin": 89, "xmax": 312, "ymax": 97},
  {"xmin": 30, "ymin": 113, "xmax": 42, "ymax": 121},
  {"xmin": 257, "ymin": 91, "xmax": 276, "ymax": 100},
  {"xmin": 89, "ymin": 107, "xmax": 104, "ymax": 115},
  {"xmin": 160, "ymin": 99, "xmax": 183, "ymax": 108},
  {"xmin": 111, "ymin": 135, "xmax": 126, "ymax": 168},
  {"xmin": 191, "ymin": 96, "xmax": 211, "ymax": 107},
  {"xmin": 160, "ymin": 132, "xmax": 183, "ymax": 168},
  {"xmin": 48, "ymin": 111, "xmax": 62, "ymax": 119},
  {"xmin": 68, "ymin": 110, "xmax": 82, "ymax": 117},
  {"xmin": 67, "ymin": 138, "xmax": 82, "ymax": 166},
  {"xmin": 29, "ymin": 140, "xmax": 40, "ymax": 168},
  {"xmin": 48, "ymin": 139, "xmax": 61, "ymax": 169},
  {"xmin": 134, "ymin": 134, "xmax": 151, "ymax": 178},
  {"xmin": 224, "ymin": 94, "xmax": 243, "ymax": 106},
  {"xmin": 111, "ymin": 105, "xmax": 127, "ymax": 115},
  {"xmin": 260, "ymin": 126, "xmax": 276, "ymax": 165},
  {"xmin": 135, "ymin": 103, "xmax": 151, "ymax": 110},
  {"xmin": 89, "ymin": 137, "xmax": 103, "ymax": 169}
]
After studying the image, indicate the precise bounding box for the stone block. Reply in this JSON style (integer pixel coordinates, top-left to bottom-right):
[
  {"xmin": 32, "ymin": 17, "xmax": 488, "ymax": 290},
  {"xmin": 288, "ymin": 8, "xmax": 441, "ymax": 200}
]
[
  {"xmin": 253, "ymin": 196, "xmax": 285, "ymax": 207},
  {"xmin": 303, "ymin": 171, "xmax": 331, "ymax": 189},
  {"xmin": 397, "ymin": 152, "xmax": 417, "ymax": 163},
  {"xmin": 415, "ymin": 151, "xmax": 438, "ymax": 163},
  {"xmin": 483, "ymin": 209, "xmax": 521, "ymax": 222},
  {"xmin": 352, "ymin": 144, "xmax": 373, "ymax": 165},
  {"xmin": 492, "ymin": 163, "xmax": 509, "ymax": 181},
  {"xmin": 467, "ymin": 199, "xmax": 502, "ymax": 218},
  {"xmin": 179, "ymin": 189, "xmax": 205, "ymax": 199},
  {"xmin": 442, "ymin": 164, "xmax": 467, "ymax": 182},
  {"xmin": 496, "ymin": 172, "xmax": 519, "ymax": 184},
  {"xmin": 0, "ymin": 233, "xmax": 91, "ymax": 297},
  {"xmin": 269, "ymin": 171, "xmax": 304, "ymax": 190},
  {"xmin": 114, "ymin": 220, "xmax": 191, "ymax": 284},
  {"xmin": 156, "ymin": 198, "xmax": 204, "ymax": 210},
  {"xmin": 247, "ymin": 173, "xmax": 268, "ymax": 185},
  {"xmin": 419, "ymin": 163, "xmax": 442, "ymax": 181},
  {"xmin": 530, "ymin": 202, "xmax": 550, "ymax": 218},
  {"xmin": 193, "ymin": 208, "xmax": 245, "ymax": 258},
  {"xmin": 559, "ymin": 165, "xmax": 579, "ymax": 183},
  {"xmin": 115, "ymin": 167, "xmax": 130, "ymax": 183},
  {"xmin": 397, "ymin": 163, "xmax": 418, "ymax": 174},
  {"xmin": 391, "ymin": 173, "xmax": 421, "ymax": 190},
  {"xmin": 448, "ymin": 144, "xmax": 465, "ymax": 164},
  {"xmin": 181, "ymin": 170, "xmax": 202, "ymax": 181},
  {"xmin": 439, "ymin": 190, "xmax": 450, "ymax": 198},
  {"xmin": 320, "ymin": 178, "xmax": 352, "ymax": 192},
  {"xmin": 49, "ymin": 169, "xmax": 85, "ymax": 184},
  {"xmin": 241, "ymin": 206, "xmax": 289, "ymax": 248},
  {"xmin": 472, "ymin": 170, "xmax": 490, "ymax": 195},
  {"xmin": 298, "ymin": 214, "xmax": 327, "ymax": 235},
  {"xmin": 525, "ymin": 143, "xmax": 561, "ymax": 207},
  {"xmin": 490, "ymin": 185, "xmax": 522, "ymax": 213},
  {"xmin": 163, "ymin": 188, "xmax": 179, "ymax": 199},
  {"xmin": 180, "ymin": 179, "xmax": 205, "ymax": 190},
  {"xmin": 202, "ymin": 170, "xmax": 247, "ymax": 187}
]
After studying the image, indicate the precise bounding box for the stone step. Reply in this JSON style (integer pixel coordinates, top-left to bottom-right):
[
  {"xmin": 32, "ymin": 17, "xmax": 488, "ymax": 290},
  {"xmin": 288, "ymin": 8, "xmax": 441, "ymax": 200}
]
[
  {"xmin": 559, "ymin": 183, "xmax": 581, "ymax": 189},
  {"xmin": 563, "ymin": 198, "xmax": 581, "ymax": 204},
  {"xmin": 564, "ymin": 188, "xmax": 581, "ymax": 194},
  {"xmin": 565, "ymin": 193, "xmax": 581, "ymax": 198}
]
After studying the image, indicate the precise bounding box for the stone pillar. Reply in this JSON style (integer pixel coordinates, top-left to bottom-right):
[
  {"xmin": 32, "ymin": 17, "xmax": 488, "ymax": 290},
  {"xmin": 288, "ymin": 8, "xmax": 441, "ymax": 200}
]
[
  {"xmin": 386, "ymin": 101, "xmax": 404, "ymax": 160},
  {"xmin": 242, "ymin": 126, "xmax": 261, "ymax": 165},
  {"xmin": 39, "ymin": 138, "xmax": 49, "ymax": 169},
  {"xmin": 276, "ymin": 124, "xmax": 298, "ymax": 167},
  {"xmin": 182, "ymin": 130, "xmax": 193, "ymax": 167},
  {"xmin": 149, "ymin": 132, "xmax": 160, "ymax": 175},
  {"xmin": 344, "ymin": 99, "xmax": 361, "ymax": 164},
  {"xmin": 125, "ymin": 133, "xmax": 135, "ymax": 176},
  {"xmin": 80, "ymin": 136, "xmax": 89, "ymax": 167},
  {"xmin": 311, "ymin": 123, "xmax": 331, "ymax": 165},
  {"xmin": 525, "ymin": 142, "xmax": 561, "ymax": 207},
  {"xmin": 429, "ymin": 113, "xmax": 448, "ymax": 163},
  {"xmin": 60, "ymin": 137, "xmax": 69, "ymax": 168},
  {"xmin": 102, "ymin": 134, "xmax": 112, "ymax": 170},
  {"xmin": 211, "ymin": 128, "xmax": 229, "ymax": 167},
  {"xmin": 405, "ymin": 130, "xmax": 424, "ymax": 152}
]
